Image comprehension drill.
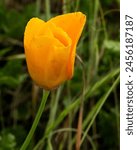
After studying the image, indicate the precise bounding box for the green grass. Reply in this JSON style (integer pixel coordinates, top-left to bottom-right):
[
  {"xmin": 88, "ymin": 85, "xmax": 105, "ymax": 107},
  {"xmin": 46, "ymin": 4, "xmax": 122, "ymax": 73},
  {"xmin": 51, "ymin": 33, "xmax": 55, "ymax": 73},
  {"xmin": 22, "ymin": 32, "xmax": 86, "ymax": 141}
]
[{"xmin": 0, "ymin": 0, "xmax": 120, "ymax": 149}]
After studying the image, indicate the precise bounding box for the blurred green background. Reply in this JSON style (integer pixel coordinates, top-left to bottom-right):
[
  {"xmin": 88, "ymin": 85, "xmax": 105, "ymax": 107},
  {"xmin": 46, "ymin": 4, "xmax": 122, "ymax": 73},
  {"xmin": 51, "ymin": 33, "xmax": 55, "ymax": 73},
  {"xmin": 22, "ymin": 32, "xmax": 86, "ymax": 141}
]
[{"xmin": 0, "ymin": 0, "xmax": 119, "ymax": 150}]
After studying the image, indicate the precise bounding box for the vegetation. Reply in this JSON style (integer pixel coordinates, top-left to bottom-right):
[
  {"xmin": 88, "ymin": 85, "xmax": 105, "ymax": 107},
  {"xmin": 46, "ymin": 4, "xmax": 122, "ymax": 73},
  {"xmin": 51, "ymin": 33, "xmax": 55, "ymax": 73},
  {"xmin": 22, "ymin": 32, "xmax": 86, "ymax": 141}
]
[{"xmin": 0, "ymin": 0, "xmax": 119, "ymax": 149}]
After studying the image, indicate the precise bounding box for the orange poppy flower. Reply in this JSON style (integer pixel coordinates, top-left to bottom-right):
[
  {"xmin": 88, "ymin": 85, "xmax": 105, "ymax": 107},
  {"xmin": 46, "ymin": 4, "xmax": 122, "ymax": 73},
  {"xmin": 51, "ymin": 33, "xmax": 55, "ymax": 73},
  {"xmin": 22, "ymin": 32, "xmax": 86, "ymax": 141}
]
[{"xmin": 24, "ymin": 12, "xmax": 86, "ymax": 89}]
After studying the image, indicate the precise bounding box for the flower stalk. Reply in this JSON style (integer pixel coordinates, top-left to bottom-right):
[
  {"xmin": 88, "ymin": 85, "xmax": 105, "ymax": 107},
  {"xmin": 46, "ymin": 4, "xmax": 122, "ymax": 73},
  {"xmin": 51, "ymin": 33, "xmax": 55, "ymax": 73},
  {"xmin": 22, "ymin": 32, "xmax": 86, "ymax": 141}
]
[{"xmin": 20, "ymin": 90, "xmax": 50, "ymax": 150}]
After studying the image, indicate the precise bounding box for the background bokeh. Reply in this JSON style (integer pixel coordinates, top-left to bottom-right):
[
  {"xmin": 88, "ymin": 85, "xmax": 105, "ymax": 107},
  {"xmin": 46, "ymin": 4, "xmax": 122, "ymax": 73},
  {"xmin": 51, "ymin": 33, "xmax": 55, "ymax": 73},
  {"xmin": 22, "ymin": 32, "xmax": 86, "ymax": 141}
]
[{"xmin": 0, "ymin": 0, "xmax": 119, "ymax": 149}]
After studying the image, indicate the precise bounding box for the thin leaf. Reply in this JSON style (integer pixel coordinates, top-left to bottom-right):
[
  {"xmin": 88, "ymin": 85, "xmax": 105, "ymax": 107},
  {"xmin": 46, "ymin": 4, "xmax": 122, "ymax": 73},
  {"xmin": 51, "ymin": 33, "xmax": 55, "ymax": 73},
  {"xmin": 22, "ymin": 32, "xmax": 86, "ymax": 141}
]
[{"xmin": 81, "ymin": 75, "xmax": 120, "ymax": 144}]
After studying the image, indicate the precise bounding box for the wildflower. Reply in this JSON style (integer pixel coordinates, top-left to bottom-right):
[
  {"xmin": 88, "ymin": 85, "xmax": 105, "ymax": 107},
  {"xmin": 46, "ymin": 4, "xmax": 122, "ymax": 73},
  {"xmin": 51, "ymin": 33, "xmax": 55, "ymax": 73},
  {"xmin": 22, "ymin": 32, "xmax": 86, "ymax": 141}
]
[{"xmin": 24, "ymin": 12, "xmax": 86, "ymax": 89}]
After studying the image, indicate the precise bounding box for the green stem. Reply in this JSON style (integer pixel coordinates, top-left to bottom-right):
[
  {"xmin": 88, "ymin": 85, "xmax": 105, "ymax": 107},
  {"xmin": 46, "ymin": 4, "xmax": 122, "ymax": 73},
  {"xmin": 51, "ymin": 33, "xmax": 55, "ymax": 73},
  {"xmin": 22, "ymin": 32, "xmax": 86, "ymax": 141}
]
[
  {"xmin": 36, "ymin": 0, "xmax": 41, "ymax": 16},
  {"xmin": 45, "ymin": 0, "xmax": 51, "ymax": 20},
  {"xmin": 20, "ymin": 90, "xmax": 50, "ymax": 150}
]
